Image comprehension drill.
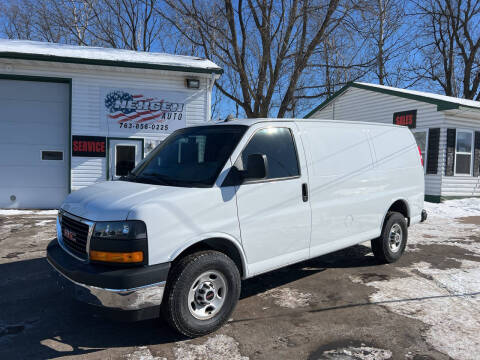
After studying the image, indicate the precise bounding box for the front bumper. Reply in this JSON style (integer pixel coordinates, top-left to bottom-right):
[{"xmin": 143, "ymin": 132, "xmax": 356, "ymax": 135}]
[{"xmin": 47, "ymin": 239, "xmax": 170, "ymax": 312}]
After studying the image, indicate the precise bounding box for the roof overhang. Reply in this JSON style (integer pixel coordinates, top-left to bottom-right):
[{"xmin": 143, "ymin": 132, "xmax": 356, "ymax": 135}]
[
  {"xmin": 0, "ymin": 51, "xmax": 223, "ymax": 75},
  {"xmin": 305, "ymin": 82, "xmax": 480, "ymax": 118}
]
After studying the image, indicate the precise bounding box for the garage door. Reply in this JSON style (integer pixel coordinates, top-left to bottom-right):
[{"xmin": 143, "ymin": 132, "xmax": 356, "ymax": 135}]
[{"xmin": 0, "ymin": 79, "xmax": 69, "ymax": 209}]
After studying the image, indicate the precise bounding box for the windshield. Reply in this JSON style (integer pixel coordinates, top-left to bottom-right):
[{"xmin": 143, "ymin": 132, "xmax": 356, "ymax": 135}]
[{"xmin": 125, "ymin": 125, "xmax": 247, "ymax": 187}]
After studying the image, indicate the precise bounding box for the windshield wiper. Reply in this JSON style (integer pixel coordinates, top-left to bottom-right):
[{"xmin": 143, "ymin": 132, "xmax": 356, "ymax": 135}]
[
  {"xmin": 135, "ymin": 173, "xmax": 177, "ymax": 186},
  {"xmin": 122, "ymin": 172, "xmax": 209, "ymax": 187}
]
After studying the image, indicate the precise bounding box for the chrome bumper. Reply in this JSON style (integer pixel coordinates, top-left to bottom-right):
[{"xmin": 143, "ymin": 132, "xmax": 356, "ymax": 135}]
[{"xmin": 48, "ymin": 258, "xmax": 165, "ymax": 311}]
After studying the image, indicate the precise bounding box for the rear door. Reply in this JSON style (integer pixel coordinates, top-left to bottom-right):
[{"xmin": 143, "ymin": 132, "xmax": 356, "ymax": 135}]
[{"xmin": 233, "ymin": 123, "xmax": 311, "ymax": 276}]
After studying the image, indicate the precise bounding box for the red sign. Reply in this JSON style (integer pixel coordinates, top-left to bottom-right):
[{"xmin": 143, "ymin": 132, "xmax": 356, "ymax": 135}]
[
  {"xmin": 72, "ymin": 135, "xmax": 106, "ymax": 157},
  {"xmin": 393, "ymin": 110, "xmax": 416, "ymax": 128}
]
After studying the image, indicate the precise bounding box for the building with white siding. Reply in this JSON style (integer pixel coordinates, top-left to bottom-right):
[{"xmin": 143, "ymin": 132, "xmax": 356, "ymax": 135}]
[
  {"xmin": 306, "ymin": 82, "xmax": 480, "ymax": 202},
  {"xmin": 0, "ymin": 39, "xmax": 221, "ymax": 209}
]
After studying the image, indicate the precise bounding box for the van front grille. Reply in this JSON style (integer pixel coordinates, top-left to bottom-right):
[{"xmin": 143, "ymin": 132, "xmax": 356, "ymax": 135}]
[{"xmin": 61, "ymin": 214, "xmax": 90, "ymax": 259}]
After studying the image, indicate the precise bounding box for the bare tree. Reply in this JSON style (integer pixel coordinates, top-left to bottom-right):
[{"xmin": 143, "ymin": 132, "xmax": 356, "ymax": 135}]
[
  {"xmin": 355, "ymin": 0, "xmax": 409, "ymax": 86},
  {"xmin": 413, "ymin": 0, "xmax": 480, "ymax": 99},
  {"xmin": 85, "ymin": 0, "xmax": 162, "ymax": 51},
  {"xmin": 0, "ymin": 0, "xmax": 165, "ymax": 51},
  {"xmin": 49, "ymin": 0, "xmax": 95, "ymax": 46},
  {"xmin": 1, "ymin": 0, "xmax": 69, "ymax": 42},
  {"xmin": 160, "ymin": 0, "xmax": 355, "ymax": 118}
]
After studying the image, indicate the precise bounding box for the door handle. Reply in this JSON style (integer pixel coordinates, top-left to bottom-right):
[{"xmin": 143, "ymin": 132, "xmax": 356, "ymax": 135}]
[{"xmin": 302, "ymin": 183, "xmax": 308, "ymax": 202}]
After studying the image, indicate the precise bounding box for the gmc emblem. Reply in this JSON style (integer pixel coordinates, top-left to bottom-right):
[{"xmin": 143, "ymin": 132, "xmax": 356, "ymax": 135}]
[{"xmin": 63, "ymin": 228, "xmax": 76, "ymax": 242}]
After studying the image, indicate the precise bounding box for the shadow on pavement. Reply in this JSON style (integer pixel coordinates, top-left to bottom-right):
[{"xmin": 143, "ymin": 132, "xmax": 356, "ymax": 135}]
[{"xmin": 0, "ymin": 243, "xmax": 375, "ymax": 359}]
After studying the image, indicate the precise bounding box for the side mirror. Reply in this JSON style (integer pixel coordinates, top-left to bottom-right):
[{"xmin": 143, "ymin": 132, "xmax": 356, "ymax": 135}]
[
  {"xmin": 245, "ymin": 153, "xmax": 268, "ymax": 180},
  {"xmin": 221, "ymin": 153, "xmax": 268, "ymax": 187}
]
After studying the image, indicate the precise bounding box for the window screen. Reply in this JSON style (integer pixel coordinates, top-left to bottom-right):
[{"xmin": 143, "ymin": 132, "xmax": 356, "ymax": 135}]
[
  {"xmin": 455, "ymin": 131, "xmax": 473, "ymax": 175},
  {"xmin": 237, "ymin": 127, "xmax": 300, "ymax": 180},
  {"xmin": 41, "ymin": 151, "xmax": 63, "ymax": 161}
]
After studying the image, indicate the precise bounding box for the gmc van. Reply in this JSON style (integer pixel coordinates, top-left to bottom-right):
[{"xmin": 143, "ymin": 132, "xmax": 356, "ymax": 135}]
[{"xmin": 47, "ymin": 119, "xmax": 426, "ymax": 337}]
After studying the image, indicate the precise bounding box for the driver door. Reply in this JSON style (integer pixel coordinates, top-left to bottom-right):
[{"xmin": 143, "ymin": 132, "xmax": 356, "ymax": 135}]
[{"xmin": 233, "ymin": 124, "xmax": 311, "ymax": 276}]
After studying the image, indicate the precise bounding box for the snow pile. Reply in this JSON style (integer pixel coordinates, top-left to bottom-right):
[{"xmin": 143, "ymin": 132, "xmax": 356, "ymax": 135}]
[
  {"xmin": 260, "ymin": 287, "xmax": 312, "ymax": 309},
  {"xmin": 0, "ymin": 209, "xmax": 57, "ymax": 216},
  {"xmin": 320, "ymin": 345, "xmax": 392, "ymax": 360},
  {"xmin": 125, "ymin": 346, "xmax": 165, "ymax": 360},
  {"xmin": 424, "ymin": 198, "xmax": 480, "ymax": 218},
  {"xmin": 174, "ymin": 335, "xmax": 248, "ymax": 360},
  {"xmin": 35, "ymin": 220, "xmax": 55, "ymax": 226},
  {"xmin": 351, "ymin": 260, "xmax": 480, "ymax": 360}
]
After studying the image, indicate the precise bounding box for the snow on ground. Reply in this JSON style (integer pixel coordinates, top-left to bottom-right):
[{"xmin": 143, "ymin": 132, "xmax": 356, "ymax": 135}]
[
  {"xmin": 0, "ymin": 209, "xmax": 57, "ymax": 216},
  {"xmin": 423, "ymin": 198, "xmax": 480, "ymax": 218},
  {"xmin": 125, "ymin": 346, "xmax": 166, "ymax": 360},
  {"xmin": 35, "ymin": 220, "xmax": 55, "ymax": 226},
  {"xmin": 318, "ymin": 345, "xmax": 392, "ymax": 360},
  {"xmin": 174, "ymin": 335, "xmax": 248, "ymax": 360},
  {"xmin": 259, "ymin": 287, "xmax": 312, "ymax": 309},
  {"xmin": 351, "ymin": 260, "xmax": 480, "ymax": 360},
  {"xmin": 349, "ymin": 199, "xmax": 480, "ymax": 359},
  {"xmin": 409, "ymin": 199, "xmax": 480, "ymax": 256}
]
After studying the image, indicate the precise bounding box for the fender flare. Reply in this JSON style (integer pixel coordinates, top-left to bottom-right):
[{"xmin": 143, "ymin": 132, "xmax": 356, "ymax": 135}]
[
  {"xmin": 380, "ymin": 198, "xmax": 411, "ymax": 232},
  {"xmin": 169, "ymin": 232, "xmax": 249, "ymax": 278}
]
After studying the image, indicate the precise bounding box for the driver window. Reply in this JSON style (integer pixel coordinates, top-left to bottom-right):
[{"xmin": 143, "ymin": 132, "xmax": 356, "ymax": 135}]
[{"xmin": 236, "ymin": 127, "xmax": 300, "ymax": 180}]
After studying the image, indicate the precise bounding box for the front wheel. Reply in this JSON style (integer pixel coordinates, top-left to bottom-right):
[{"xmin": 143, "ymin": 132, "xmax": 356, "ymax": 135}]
[
  {"xmin": 161, "ymin": 250, "xmax": 241, "ymax": 337},
  {"xmin": 371, "ymin": 212, "xmax": 408, "ymax": 263}
]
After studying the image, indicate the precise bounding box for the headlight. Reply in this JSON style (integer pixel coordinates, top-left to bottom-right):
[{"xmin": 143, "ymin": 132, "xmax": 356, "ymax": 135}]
[{"xmin": 92, "ymin": 221, "xmax": 147, "ymax": 240}]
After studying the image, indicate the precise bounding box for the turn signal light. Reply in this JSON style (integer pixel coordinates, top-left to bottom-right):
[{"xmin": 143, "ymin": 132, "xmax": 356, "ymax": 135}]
[{"xmin": 90, "ymin": 250, "xmax": 143, "ymax": 263}]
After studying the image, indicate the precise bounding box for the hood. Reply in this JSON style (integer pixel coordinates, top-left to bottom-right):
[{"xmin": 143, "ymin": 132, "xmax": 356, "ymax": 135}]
[{"xmin": 61, "ymin": 180, "xmax": 193, "ymax": 221}]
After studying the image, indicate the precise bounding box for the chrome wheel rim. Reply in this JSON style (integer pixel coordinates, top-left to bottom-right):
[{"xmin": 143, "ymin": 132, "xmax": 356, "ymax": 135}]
[
  {"xmin": 388, "ymin": 224, "xmax": 403, "ymax": 252},
  {"xmin": 187, "ymin": 270, "xmax": 227, "ymax": 320}
]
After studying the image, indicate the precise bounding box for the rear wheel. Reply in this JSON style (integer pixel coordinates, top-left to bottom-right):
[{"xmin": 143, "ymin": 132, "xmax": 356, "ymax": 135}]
[
  {"xmin": 371, "ymin": 212, "xmax": 408, "ymax": 263},
  {"xmin": 161, "ymin": 250, "xmax": 241, "ymax": 337}
]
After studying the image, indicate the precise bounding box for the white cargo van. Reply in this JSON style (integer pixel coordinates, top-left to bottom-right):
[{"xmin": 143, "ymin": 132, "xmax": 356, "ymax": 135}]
[{"xmin": 47, "ymin": 119, "xmax": 426, "ymax": 337}]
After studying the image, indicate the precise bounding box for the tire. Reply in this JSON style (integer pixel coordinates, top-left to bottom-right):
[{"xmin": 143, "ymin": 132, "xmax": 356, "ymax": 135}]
[
  {"xmin": 371, "ymin": 212, "xmax": 408, "ymax": 263},
  {"xmin": 161, "ymin": 250, "xmax": 241, "ymax": 337}
]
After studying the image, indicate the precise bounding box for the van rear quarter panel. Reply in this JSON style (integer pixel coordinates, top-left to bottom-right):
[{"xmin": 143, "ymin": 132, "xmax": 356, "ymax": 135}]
[{"xmin": 368, "ymin": 125, "xmax": 424, "ymax": 224}]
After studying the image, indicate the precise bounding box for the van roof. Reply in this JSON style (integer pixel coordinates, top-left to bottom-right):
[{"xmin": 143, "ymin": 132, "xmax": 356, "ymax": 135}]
[{"xmin": 213, "ymin": 118, "xmax": 406, "ymax": 128}]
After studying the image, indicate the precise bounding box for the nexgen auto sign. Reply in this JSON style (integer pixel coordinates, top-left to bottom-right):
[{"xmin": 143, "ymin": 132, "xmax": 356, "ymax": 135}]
[
  {"xmin": 102, "ymin": 88, "xmax": 187, "ymax": 134},
  {"xmin": 112, "ymin": 98, "xmax": 184, "ymax": 113}
]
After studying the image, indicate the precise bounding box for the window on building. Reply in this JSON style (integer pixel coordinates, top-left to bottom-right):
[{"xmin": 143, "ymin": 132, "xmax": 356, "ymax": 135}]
[
  {"xmin": 236, "ymin": 127, "xmax": 300, "ymax": 180},
  {"xmin": 413, "ymin": 131, "xmax": 427, "ymax": 171},
  {"xmin": 455, "ymin": 130, "xmax": 473, "ymax": 175},
  {"xmin": 41, "ymin": 151, "xmax": 63, "ymax": 161},
  {"xmin": 115, "ymin": 145, "xmax": 136, "ymax": 176}
]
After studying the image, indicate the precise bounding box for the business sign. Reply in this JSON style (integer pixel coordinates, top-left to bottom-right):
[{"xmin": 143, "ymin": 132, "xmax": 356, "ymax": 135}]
[
  {"xmin": 102, "ymin": 88, "xmax": 186, "ymax": 134},
  {"xmin": 72, "ymin": 135, "xmax": 106, "ymax": 157},
  {"xmin": 393, "ymin": 110, "xmax": 416, "ymax": 129}
]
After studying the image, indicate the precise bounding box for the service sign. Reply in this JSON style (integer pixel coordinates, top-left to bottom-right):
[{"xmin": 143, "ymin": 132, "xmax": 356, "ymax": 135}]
[
  {"xmin": 102, "ymin": 88, "xmax": 186, "ymax": 134},
  {"xmin": 393, "ymin": 109, "xmax": 417, "ymax": 129},
  {"xmin": 72, "ymin": 135, "xmax": 106, "ymax": 157}
]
